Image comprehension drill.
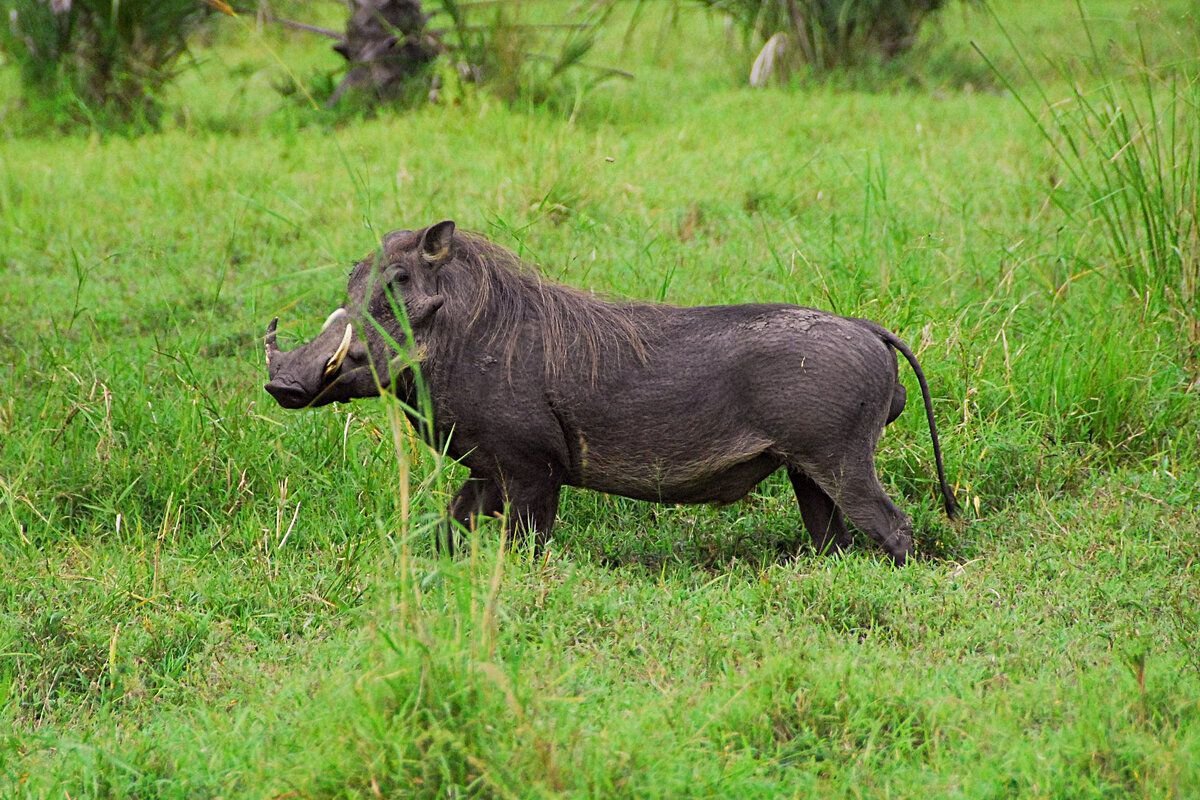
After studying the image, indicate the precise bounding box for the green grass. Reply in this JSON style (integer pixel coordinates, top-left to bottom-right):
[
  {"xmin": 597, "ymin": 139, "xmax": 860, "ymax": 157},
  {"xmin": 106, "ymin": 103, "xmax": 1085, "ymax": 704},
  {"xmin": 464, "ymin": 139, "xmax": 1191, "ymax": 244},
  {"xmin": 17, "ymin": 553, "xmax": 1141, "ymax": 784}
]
[{"xmin": 2, "ymin": 1, "xmax": 1199, "ymax": 797}]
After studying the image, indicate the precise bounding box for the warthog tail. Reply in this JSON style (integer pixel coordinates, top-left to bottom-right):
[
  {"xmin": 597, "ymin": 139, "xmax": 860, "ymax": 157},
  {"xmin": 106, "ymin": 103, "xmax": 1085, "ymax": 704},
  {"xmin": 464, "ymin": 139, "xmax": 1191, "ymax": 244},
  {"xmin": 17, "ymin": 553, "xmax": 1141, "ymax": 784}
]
[{"xmin": 867, "ymin": 323, "xmax": 960, "ymax": 519}]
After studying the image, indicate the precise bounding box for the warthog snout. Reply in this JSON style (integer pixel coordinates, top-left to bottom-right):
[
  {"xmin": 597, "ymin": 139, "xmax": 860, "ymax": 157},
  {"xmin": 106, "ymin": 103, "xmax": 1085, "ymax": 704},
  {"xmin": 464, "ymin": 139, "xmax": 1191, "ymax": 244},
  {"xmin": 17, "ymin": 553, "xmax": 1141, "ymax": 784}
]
[
  {"xmin": 263, "ymin": 376, "xmax": 313, "ymax": 410},
  {"xmin": 262, "ymin": 310, "xmax": 379, "ymax": 408}
]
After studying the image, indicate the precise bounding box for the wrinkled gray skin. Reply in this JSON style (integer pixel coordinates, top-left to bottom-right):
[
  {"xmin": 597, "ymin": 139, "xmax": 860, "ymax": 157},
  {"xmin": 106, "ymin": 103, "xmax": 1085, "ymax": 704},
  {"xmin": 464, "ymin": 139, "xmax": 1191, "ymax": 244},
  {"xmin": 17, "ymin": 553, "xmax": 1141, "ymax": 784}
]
[{"xmin": 265, "ymin": 221, "xmax": 958, "ymax": 565}]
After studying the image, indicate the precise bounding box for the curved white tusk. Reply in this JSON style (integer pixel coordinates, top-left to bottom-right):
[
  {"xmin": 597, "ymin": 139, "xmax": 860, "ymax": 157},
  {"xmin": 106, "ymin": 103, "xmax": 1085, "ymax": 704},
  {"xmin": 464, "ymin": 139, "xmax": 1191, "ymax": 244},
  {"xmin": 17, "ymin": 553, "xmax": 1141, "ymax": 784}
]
[
  {"xmin": 320, "ymin": 307, "xmax": 348, "ymax": 333},
  {"xmin": 323, "ymin": 323, "xmax": 353, "ymax": 378}
]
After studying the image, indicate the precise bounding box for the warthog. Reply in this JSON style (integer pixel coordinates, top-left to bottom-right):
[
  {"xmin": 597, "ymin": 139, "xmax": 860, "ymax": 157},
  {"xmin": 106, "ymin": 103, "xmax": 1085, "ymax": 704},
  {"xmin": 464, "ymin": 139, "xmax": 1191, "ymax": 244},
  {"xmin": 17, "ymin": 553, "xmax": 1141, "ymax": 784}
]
[{"xmin": 264, "ymin": 221, "xmax": 958, "ymax": 564}]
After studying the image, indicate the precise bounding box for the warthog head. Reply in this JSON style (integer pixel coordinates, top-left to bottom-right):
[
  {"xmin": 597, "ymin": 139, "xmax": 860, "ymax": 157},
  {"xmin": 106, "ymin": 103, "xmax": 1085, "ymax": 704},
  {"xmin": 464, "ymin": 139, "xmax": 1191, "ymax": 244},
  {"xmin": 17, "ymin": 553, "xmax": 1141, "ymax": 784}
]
[{"xmin": 263, "ymin": 221, "xmax": 454, "ymax": 408}]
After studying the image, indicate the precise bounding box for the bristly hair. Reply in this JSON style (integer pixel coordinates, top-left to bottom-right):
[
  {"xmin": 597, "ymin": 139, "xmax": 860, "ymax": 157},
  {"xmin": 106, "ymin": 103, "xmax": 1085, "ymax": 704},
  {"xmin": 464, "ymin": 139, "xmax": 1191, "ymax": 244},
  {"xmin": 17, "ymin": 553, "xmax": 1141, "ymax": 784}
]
[{"xmin": 433, "ymin": 232, "xmax": 662, "ymax": 383}]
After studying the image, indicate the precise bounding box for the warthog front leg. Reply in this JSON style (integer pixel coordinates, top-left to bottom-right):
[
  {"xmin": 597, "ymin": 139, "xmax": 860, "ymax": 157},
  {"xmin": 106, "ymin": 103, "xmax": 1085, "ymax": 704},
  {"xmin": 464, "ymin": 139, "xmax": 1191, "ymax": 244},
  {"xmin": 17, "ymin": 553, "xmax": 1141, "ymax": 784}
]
[
  {"xmin": 500, "ymin": 474, "xmax": 562, "ymax": 552},
  {"xmin": 442, "ymin": 475, "xmax": 504, "ymax": 554}
]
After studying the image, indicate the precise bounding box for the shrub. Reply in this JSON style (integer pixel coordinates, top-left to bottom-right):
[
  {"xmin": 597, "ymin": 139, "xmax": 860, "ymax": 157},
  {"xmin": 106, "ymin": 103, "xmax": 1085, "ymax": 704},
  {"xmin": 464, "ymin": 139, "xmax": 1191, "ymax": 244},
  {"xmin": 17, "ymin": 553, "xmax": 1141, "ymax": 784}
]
[
  {"xmin": 980, "ymin": 3, "xmax": 1200, "ymax": 367},
  {"xmin": 694, "ymin": 0, "xmax": 975, "ymax": 82},
  {"xmin": 272, "ymin": 0, "xmax": 629, "ymax": 115},
  {"xmin": 0, "ymin": 0, "xmax": 213, "ymax": 127},
  {"xmin": 433, "ymin": 0, "xmax": 627, "ymax": 108}
]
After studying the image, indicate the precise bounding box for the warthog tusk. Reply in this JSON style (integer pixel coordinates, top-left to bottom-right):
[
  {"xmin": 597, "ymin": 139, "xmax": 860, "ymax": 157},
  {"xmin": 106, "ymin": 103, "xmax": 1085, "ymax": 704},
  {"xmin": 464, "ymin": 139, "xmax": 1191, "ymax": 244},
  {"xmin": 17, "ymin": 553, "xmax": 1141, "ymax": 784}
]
[
  {"xmin": 321, "ymin": 307, "xmax": 347, "ymax": 333},
  {"xmin": 324, "ymin": 323, "xmax": 353, "ymax": 378}
]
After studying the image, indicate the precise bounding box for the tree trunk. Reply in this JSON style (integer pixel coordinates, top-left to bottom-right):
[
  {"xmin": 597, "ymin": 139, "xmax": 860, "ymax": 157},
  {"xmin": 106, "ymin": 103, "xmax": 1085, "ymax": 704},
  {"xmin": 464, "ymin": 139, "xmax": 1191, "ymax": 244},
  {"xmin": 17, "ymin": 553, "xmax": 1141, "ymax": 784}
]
[{"xmin": 327, "ymin": 0, "xmax": 441, "ymax": 107}]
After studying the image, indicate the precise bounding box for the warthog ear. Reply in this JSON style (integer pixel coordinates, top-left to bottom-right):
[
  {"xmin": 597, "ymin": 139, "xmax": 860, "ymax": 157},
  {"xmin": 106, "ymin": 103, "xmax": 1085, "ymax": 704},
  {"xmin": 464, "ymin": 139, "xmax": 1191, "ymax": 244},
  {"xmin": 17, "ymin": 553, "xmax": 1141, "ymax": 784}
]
[{"xmin": 420, "ymin": 220, "xmax": 456, "ymax": 266}]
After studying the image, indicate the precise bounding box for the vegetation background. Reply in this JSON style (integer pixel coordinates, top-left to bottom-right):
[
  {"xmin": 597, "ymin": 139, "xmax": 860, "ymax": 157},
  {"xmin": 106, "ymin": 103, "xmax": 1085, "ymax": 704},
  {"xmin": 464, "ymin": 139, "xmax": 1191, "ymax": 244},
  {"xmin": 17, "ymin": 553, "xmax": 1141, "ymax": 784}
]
[{"xmin": 1, "ymin": 0, "xmax": 1198, "ymax": 796}]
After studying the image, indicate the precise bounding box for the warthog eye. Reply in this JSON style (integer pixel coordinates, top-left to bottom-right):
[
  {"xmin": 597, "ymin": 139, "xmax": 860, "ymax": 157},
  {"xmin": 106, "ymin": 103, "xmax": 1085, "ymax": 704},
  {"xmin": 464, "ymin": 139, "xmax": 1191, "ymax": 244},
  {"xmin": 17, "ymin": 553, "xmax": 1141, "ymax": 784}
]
[{"xmin": 392, "ymin": 269, "xmax": 410, "ymax": 285}]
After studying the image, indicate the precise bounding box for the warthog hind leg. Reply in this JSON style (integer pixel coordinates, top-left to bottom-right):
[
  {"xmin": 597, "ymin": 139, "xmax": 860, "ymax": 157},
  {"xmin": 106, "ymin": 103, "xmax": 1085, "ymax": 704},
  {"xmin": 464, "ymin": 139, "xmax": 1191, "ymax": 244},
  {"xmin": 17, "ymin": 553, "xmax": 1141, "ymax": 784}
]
[
  {"xmin": 787, "ymin": 468, "xmax": 852, "ymax": 556},
  {"xmin": 798, "ymin": 455, "xmax": 914, "ymax": 566}
]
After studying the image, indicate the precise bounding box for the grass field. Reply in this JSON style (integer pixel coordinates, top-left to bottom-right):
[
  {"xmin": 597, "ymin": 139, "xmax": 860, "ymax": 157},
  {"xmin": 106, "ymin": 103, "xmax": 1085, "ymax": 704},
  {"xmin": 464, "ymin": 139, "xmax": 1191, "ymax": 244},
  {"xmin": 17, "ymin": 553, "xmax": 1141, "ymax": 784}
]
[{"xmin": 2, "ymin": 1, "xmax": 1199, "ymax": 796}]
